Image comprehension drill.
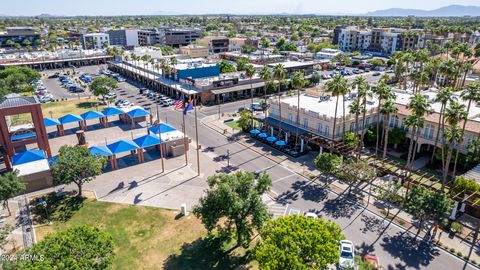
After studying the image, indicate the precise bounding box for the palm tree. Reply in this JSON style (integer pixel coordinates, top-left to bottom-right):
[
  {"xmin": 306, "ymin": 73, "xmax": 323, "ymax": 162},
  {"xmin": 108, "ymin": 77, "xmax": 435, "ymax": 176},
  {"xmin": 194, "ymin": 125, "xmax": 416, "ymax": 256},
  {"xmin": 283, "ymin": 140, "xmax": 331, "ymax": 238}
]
[
  {"xmin": 431, "ymin": 87, "xmax": 456, "ymax": 163},
  {"xmin": 245, "ymin": 64, "xmax": 256, "ymax": 126},
  {"xmin": 272, "ymin": 64, "xmax": 286, "ymax": 135},
  {"xmin": 372, "ymin": 82, "xmax": 393, "ymax": 156},
  {"xmin": 325, "ymin": 75, "xmax": 348, "ymax": 141},
  {"xmin": 381, "ymin": 99, "xmax": 398, "ymax": 158},
  {"xmin": 350, "ymin": 76, "xmax": 368, "ymax": 144},
  {"xmin": 405, "ymin": 94, "xmax": 431, "ymax": 168},
  {"xmin": 291, "ymin": 71, "xmax": 306, "ymax": 150},
  {"xmin": 443, "ymin": 101, "xmax": 467, "ymax": 187},
  {"xmin": 452, "ymin": 83, "xmax": 480, "ymax": 176},
  {"xmin": 259, "ymin": 65, "xmax": 272, "ymax": 114}
]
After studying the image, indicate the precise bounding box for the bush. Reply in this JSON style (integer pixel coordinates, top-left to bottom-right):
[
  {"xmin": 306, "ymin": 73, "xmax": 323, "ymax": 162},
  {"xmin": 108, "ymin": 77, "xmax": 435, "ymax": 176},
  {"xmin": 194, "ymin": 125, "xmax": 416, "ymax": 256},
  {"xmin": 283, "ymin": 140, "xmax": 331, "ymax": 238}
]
[
  {"xmin": 450, "ymin": 248, "xmax": 456, "ymax": 253},
  {"xmin": 457, "ymin": 251, "xmax": 463, "ymax": 257},
  {"xmin": 463, "ymin": 255, "xmax": 469, "ymax": 260},
  {"xmin": 471, "ymin": 259, "xmax": 476, "ymax": 265},
  {"xmin": 451, "ymin": 221, "xmax": 464, "ymax": 234}
]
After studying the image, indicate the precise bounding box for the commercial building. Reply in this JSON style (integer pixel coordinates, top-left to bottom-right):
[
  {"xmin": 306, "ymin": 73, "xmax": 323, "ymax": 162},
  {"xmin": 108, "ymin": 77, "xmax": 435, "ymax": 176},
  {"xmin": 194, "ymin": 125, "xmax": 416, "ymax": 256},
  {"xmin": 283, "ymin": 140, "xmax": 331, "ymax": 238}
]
[
  {"xmin": 108, "ymin": 29, "xmax": 139, "ymax": 47},
  {"xmin": 267, "ymin": 61, "xmax": 316, "ymax": 77},
  {"xmin": 316, "ymin": 48, "xmax": 343, "ymax": 60},
  {"xmin": 180, "ymin": 45, "xmax": 209, "ymax": 58},
  {"xmin": 82, "ymin": 33, "xmax": 110, "ymax": 49},
  {"xmin": 164, "ymin": 28, "xmax": 203, "ymax": 47},
  {"xmin": 0, "ymin": 27, "xmax": 41, "ymax": 47},
  {"xmin": 219, "ymin": 51, "xmax": 286, "ymax": 64},
  {"xmin": 138, "ymin": 28, "xmax": 165, "ymax": 46}
]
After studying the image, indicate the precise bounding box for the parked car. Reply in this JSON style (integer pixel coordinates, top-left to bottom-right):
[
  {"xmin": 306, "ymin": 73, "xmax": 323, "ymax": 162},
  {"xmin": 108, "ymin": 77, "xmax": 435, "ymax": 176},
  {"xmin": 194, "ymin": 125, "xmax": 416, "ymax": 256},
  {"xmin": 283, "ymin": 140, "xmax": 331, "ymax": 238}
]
[
  {"xmin": 48, "ymin": 72, "xmax": 60, "ymax": 79},
  {"xmin": 69, "ymin": 85, "xmax": 85, "ymax": 93},
  {"xmin": 339, "ymin": 240, "xmax": 355, "ymax": 269},
  {"xmin": 160, "ymin": 98, "xmax": 174, "ymax": 106},
  {"xmin": 363, "ymin": 255, "xmax": 380, "ymax": 270},
  {"xmin": 304, "ymin": 212, "xmax": 318, "ymax": 219},
  {"xmin": 372, "ymin": 72, "xmax": 381, "ymax": 76},
  {"xmin": 116, "ymin": 100, "xmax": 132, "ymax": 108},
  {"xmin": 143, "ymin": 90, "xmax": 151, "ymax": 96},
  {"xmin": 39, "ymin": 94, "xmax": 54, "ymax": 103},
  {"xmin": 321, "ymin": 74, "xmax": 330, "ymax": 80},
  {"xmin": 139, "ymin": 88, "xmax": 148, "ymax": 94},
  {"xmin": 103, "ymin": 92, "xmax": 117, "ymax": 100},
  {"xmin": 250, "ymin": 103, "xmax": 265, "ymax": 111}
]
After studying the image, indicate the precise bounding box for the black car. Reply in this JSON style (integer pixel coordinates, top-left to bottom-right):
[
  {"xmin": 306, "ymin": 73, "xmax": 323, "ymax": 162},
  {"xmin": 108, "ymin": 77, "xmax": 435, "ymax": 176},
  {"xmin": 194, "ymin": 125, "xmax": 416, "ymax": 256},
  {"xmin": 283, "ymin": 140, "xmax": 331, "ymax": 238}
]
[
  {"xmin": 69, "ymin": 85, "xmax": 85, "ymax": 93},
  {"xmin": 48, "ymin": 72, "xmax": 60, "ymax": 79}
]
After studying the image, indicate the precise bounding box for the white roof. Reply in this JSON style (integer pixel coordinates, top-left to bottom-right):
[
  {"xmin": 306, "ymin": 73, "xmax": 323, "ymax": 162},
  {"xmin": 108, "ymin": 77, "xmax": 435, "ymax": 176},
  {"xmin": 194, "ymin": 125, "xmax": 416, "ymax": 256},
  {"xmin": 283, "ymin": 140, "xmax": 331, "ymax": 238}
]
[{"xmin": 13, "ymin": 159, "xmax": 50, "ymax": 176}]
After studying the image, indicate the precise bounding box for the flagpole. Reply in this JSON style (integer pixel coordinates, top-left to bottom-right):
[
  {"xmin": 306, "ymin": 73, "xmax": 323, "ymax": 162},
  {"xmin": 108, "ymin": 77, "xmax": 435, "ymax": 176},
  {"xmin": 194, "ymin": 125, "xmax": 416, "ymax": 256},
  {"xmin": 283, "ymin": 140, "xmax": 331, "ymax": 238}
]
[
  {"xmin": 156, "ymin": 104, "xmax": 164, "ymax": 173},
  {"xmin": 194, "ymin": 96, "xmax": 200, "ymax": 176},
  {"xmin": 182, "ymin": 93, "xmax": 188, "ymax": 166}
]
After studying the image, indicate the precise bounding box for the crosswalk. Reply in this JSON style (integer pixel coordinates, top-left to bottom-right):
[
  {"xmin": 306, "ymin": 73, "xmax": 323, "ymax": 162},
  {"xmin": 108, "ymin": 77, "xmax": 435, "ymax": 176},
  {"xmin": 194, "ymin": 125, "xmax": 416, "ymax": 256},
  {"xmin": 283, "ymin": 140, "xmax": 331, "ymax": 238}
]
[{"xmin": 262, "ymin": 194, "xmax": 288, "ymax": 219}]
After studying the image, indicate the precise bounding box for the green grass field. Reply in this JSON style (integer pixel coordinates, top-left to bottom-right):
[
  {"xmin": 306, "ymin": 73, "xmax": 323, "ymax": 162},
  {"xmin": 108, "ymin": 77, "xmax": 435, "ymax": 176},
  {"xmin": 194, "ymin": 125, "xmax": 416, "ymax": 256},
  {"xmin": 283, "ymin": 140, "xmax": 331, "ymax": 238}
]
[{"xmin": 33, "ymin": 196, "xmax": 255, "ymax": 270}]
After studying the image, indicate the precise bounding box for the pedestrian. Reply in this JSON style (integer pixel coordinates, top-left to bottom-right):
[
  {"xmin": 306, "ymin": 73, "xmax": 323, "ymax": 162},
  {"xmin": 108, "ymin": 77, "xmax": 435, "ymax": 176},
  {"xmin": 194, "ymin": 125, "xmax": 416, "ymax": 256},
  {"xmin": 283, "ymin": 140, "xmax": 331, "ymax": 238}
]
[{"xmin": 433, "ymin": 224, "xmax": 439, "ymax": 238}]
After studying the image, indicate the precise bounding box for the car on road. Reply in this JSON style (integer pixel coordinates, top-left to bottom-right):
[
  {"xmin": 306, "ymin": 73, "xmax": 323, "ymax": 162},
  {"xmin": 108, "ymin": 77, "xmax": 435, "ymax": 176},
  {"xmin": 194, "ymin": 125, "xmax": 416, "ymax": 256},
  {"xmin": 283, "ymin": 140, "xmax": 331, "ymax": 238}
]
[
  {"xmin": 339, "ymin": 240, "xmax": 355, "ymax": 269},
  {"xmin": 250, "ymin": 102, "xmax": 266, "ymax": 111},
  {"xmin": 363, "ymin": 254, "xmax": 380, "ymax": 270},
  {"xmin": 304, "ymin": 212, "xmax": 318, "ymax": 219},
  {"xmin": 48, "ymin": 72, "xmax": 60, "ymax": 79},
  {"xmin": 372, "ymin": 72, "xmax": 381, "ymax": 76}
]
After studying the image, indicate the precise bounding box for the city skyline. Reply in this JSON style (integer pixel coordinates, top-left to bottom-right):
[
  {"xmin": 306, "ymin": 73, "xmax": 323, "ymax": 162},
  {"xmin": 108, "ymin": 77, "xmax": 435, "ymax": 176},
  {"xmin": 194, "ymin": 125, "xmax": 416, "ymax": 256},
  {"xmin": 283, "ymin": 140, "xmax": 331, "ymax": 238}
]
[{"xmin": 1, "ymin": 0, "xmax": 480, "ymax": 16}]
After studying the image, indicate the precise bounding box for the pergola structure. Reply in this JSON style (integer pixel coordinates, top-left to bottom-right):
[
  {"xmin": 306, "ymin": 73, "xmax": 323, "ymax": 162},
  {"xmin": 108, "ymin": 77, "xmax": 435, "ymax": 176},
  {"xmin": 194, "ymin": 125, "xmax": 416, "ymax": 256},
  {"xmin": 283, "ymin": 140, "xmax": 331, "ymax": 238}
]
[{"xmin": 0, "ymin": 95, "xmax": 51, "ymax": 170}]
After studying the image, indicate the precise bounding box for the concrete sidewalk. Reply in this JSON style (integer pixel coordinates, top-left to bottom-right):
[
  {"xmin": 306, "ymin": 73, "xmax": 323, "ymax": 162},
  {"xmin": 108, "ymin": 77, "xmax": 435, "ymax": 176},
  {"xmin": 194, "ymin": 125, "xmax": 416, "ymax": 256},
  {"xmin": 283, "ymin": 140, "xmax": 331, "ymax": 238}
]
[{"xmin": 204, "ymin": 114, "xmax": 480, "ymax": 267}]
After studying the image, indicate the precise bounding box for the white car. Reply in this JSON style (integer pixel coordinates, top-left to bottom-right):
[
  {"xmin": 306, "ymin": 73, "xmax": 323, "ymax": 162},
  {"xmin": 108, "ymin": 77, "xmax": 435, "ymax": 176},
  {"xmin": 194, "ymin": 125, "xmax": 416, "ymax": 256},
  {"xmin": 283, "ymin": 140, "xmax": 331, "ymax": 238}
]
[
  {"xmin": 339, "ymin": 240, "xmax": 355, "ymax": 269},
  {"xmin": 305, "ymin": 212, "xmax": 318, "ymax": 219}
]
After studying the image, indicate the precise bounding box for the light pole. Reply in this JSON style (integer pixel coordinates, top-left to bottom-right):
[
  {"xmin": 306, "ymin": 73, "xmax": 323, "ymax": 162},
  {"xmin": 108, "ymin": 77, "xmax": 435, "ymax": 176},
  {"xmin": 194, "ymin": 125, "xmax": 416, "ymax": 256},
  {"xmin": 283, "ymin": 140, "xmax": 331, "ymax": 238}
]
[
  {"xmin": 194, "ymin": 97, "xmax": 200, "ymax": 176},
  {"xmin": 227, "ymin": 149, "xmax": 230, "ymax": 167}
]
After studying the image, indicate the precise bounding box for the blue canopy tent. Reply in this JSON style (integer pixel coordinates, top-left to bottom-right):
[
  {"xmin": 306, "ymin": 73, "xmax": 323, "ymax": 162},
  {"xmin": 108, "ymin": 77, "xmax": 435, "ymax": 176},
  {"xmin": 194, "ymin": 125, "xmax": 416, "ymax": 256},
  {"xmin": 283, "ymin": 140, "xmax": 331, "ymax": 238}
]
[
  {"xmin": 101, "ymin": 107, "xmax": 125, "ymax": 127},
  {"xmin": 250, "ymin": 129, "xmax": 260, "ymax": 135},
  {"xmin": 107, "ymin": 139, "xmax": 140, "ymax": 169},
  {"xmin": 58, "ymin": 114, "xmax": 83, "ymax": 125},
  {"xmin": 89, "ymin": 146, "xmax": 113, "ymax": 157},
  {"xmin": 12, "ymin": 150, "xmax": 46, "ymax": 166},
  {"xmin": 81, "ymin": 110, "xmax": 105, "ymax": 120},
  {"xmin": 44, "ymin": 118, "xmax": 60, "ymax": 127},
  {"xmin": 148, "ymin": 123, "xmax": 177, "ymax": 135},
  {"xmin": 266, "ymin": 136, "xmax": 277, "ymax": 143},
  {"xmin": 126, "ymin": 108, "xmax": 151, "ymax": 128},
  {"xmin": 258, "ymin": 133, "xmax": 268, "ymax": 138},
  {"xmin": 133, "ymin": 134, "xmax": 162, "ymax": 163},
  {"xmin": 275, "ymin": 140, "xmax": 287, "ymax": 147}
]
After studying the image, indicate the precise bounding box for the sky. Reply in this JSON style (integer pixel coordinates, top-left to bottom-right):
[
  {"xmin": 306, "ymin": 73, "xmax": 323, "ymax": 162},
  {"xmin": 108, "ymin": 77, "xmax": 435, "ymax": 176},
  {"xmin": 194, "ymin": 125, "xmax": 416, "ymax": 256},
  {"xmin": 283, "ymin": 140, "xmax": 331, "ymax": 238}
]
[{"xmin": 2, "ymin": 0, "xmax": 480, "ymax": 16}]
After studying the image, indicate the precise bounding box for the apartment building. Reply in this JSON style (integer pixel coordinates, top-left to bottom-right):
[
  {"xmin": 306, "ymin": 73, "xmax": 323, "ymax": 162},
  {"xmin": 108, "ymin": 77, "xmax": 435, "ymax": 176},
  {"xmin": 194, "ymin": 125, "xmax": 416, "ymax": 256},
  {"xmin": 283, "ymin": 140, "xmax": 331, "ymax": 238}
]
[
  {"xmin": 107, "ymin": 29, "xmax": 139, "ymax": 47},
  {"xmin": 0, "ymin": 27, "xmax": 41, "ymax": 47},
  {"xmin": 138, "ymin": 28, "xmax": 165, "ymax": 46},
  {"xmin": 265, "ymin": 89, "xmax": 480, "ymax": 154},
  {"xmin": 81, "ymin": 33, "xmax": 110, "ymax": 49},
  {"xmin": 163, "ymin": 28, "xmax": 203, "ymax": 47}
]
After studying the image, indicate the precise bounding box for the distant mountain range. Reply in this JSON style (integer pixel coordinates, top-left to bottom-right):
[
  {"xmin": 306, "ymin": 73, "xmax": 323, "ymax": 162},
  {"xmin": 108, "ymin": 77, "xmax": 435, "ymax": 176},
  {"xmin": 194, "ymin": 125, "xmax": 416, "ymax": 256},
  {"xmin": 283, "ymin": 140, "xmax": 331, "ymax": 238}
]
[{"xmin": 365, "ymin": 5, "xmax": 480, "ymax": 17}]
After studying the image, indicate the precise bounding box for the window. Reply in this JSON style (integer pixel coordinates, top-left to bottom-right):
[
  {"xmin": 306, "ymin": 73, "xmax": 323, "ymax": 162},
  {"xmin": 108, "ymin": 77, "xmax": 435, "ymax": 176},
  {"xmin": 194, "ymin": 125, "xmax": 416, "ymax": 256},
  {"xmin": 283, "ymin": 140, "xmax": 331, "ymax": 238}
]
[
  {"xmin": 424, "ymin": 124, "xmax": 434, "ymax": 139},
  {"xmin": 325, "ymin": 126, "xmax": 330, "ymax": 137},
  {"xmin": 317, "ymin": 123, "xmax": 323, "ymax": 134},
  {"xmin": 389, "ymin": 116, "xmax": 399, "ymax": 128},
  {"xmin": 288, "ymin": 113, "xmax": 293, "ymax": 123},
  {"xmin": 303, "ymin": 118, "xmax": 308, "ymax": 129}
]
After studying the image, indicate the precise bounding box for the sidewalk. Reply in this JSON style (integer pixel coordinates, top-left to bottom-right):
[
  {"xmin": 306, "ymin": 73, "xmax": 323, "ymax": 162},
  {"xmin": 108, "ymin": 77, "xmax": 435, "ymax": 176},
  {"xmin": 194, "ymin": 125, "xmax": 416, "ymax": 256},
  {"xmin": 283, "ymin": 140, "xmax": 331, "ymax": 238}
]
[{"xmin": 203, "ymin": 114, "xmax": 480, "ymax": 267}]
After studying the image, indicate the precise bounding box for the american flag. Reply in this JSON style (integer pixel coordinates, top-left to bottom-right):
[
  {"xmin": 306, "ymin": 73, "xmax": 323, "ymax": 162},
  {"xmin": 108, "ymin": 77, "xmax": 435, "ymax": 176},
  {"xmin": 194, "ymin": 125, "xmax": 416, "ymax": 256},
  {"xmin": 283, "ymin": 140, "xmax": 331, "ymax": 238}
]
[{"xmin": 174, "ymin": 96, "xmax": 183, "ymax": 110}]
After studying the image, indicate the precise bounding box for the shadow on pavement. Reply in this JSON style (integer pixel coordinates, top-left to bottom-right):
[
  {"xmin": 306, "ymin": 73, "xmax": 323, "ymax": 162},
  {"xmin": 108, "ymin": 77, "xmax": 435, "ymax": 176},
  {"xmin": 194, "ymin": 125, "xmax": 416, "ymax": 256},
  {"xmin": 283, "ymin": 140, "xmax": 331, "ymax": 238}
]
[
  {"xmin": 381, "ymin": 232, "xmax": 439, "ymax": 269},
  {"xmin": 321, "ymin": 195, "xmax": 362, "ymax": 219},
  {"xmin": 276, "ymin": 180, "xmax": 328, "ymax": 205}
]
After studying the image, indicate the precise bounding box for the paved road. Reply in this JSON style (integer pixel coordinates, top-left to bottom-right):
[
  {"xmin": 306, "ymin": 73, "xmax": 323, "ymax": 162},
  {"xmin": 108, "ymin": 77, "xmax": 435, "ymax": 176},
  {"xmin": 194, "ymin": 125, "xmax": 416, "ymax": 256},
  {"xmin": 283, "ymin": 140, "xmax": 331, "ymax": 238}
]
[{"xmin": 86, "ymin": 66, "xmax": 473, "ymax": 269}]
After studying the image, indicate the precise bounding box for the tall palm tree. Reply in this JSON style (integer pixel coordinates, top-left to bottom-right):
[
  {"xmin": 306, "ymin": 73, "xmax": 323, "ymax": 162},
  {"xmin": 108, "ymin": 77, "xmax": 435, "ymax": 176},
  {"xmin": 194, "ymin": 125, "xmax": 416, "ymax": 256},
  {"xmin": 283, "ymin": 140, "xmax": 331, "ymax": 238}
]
[
  {"xmin": 372, "ymin": 82, "xmax": 393, "ymax": 156},
  {"xmin": 443, "ymin": 101, "xmax": 467, "ymax": 187},
  {"xmin": 452, "ymin": 83, "xmax": 480, "ymax": 176},
  {"xmin": 273, "ymin": 64, "xmax": 286, "ymax": 135},
  {"xmin": 431, "ymin": 87, "xmax": 456, "ymax": 163},
  {"xmin": 350, "ymin": 76, "xmax": 368, "ymax": 147},
  {"xmin": 291, "ymin": 71, "xmax": 306, "ymax": 150},
  {"xmin": 259, "ymin": 65, "xmax": 272, "ymax": 116},
  {"xmin": 325, "ymin": 75, "xmax": 348, "ymax": 141},
  {"xmin": 405, "ymin": 94, "xmax": 431, "ymax": 168},
  {"xmin": 380, "ymin": 98, "xmax": 398, "ymax": 158}
]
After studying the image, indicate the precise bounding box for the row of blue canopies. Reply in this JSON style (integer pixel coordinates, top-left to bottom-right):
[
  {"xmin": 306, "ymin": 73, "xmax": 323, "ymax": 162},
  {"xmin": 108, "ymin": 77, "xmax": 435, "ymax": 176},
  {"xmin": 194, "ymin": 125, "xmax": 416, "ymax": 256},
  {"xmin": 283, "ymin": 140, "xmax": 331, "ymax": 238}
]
[
  {"xmin": 249, "ymin": 129, "xmax": 287, "ymax": 146},
  {"xmin": 11, "ymin": 123, "xmax": 178, "ymax": 166},
  {"xmin": 43, "ymin": 107, "xmax": 151, "ymax": 127}
]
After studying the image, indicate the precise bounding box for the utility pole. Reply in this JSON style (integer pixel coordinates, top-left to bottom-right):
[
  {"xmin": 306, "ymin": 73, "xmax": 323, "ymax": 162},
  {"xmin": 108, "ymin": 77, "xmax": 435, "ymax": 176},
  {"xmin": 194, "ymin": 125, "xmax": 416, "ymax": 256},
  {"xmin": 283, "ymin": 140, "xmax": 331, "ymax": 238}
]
[
  {"xmin": 194, "ymin": 97, "xmax": 200, "ymax": 176},
  {"xmin": 182, "ymin": 93, "xmax": 188, "ymax": 166},
  {"xmin": 156, "ymin": 104, "xmax": 164, "ymax": 173}
]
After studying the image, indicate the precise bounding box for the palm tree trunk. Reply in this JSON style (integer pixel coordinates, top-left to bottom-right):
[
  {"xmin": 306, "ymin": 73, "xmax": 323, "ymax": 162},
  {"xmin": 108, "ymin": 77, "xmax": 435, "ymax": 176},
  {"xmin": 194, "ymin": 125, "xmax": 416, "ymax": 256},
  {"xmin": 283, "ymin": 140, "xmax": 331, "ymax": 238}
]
[
  {"xmin": 342, "ymin": 94, "xmax": 346, "ymax": 137},
  {"xmin": 444, "ymin": 144, "xmax": 454, "ymax": 186},
  {"xmin": 375, "ymin": 99, "xmax": 382, "ymax": 156},
  {"xmin": 383, "ymin": 114, "xmax": 390, "ymax": 158},
  {"xmin": 332, "ymin": 96, "xmax": 339, "ymax": 141},
  {"xmin": 431, "ymin": 104, "xmax": 445, "ymax": 163},
  {"xmin": 406, "ymin": 127, "xmax": 416, "ymax": 169},
  {"xmin": 358, "ymin": 97, "xmax": 368, "ymax": 157},
  {"xmin": 452, "ymin": 101, "xmax": 471, "ymax": 177},
  {"xmin": 410, "ymin": 131, "xmax": 421, "ymax": 170}
]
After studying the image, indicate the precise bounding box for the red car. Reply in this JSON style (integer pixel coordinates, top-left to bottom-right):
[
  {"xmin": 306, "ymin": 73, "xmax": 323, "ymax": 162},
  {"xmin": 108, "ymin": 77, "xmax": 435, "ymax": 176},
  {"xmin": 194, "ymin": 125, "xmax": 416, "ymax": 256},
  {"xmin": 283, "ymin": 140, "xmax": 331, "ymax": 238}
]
[{"xmin": 363, "ymin": 255, "xmax": 380, "ymax": 269}]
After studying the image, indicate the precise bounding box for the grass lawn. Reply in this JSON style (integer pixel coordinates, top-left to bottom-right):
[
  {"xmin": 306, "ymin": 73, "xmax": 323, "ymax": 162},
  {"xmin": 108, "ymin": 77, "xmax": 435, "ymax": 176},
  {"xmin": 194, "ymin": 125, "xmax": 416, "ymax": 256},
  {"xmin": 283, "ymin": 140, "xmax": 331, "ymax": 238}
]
[
  {"xmin": 41, "ymin": 98, "xmax": 106, "ymax": 118},
  {"xmin": 32, "ymin": 194, "xmax": 255, "ymax": 270},
  {"xmin": 225, "ymin": 120, "xmax": 241, "ymax": 131}
]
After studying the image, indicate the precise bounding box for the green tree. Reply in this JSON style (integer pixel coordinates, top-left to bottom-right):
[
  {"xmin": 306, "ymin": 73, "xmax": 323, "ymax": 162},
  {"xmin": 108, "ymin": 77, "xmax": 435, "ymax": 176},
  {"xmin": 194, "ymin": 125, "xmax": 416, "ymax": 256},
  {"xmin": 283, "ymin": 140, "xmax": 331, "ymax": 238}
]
[
  {"xmin": 314, "ymin": 153, "xmax": 342, "ymax": 181},
  {"xmin": 254, "ymin": 215, "xmax": 344, "ymax": 270},
  {"xmin": 337, "ymin": 159, "xmax": 376, "ymax": 194},
  {"xmin": 90, "ymin": 76, "xmax": 117, "ymax": 102},
  {"xmin": 404, "ymin": 186, "xmax": 452, "ymax": 231},
  {"xmin": 235, "ymin": 57, "xmax": 250, "ymax": 71},
  {"xmin": 193, "ymin": 171, "xmax": 272, "ymax": 247},
  {"xmin": 237, "ymin": 108, "xmax": 252, "ymax": 131},
  {"xmin": 466, "ymin": 138, "xmax": 480, "ymax": 165},
  {"xmin": 388, "ymin": 128, "xmax": 406, "ymax": 149},
  {"xmin": 51, "ymin": 145, "xmax": 107, "ymax": 197},
  {"xmin": 219, "ymin": 61, "xmax": 236, "ymax": 73},
  {"xmin": 0, "ymin": 170, "xmax": 26, "ymax": 216},
  {"xmin": 17, "ymin": 226, "xmax": 114, "ymax": 270},
  {"xmin": 343, "ymin": 132, "xmax": 358, "ymax": 147},
  {"xmin": 375, "ymin": 181, "xmax": 402, "ymax": 218},
  {"xmin": 380, "ymin": 98, "xmax": 398, "ymax": 158}
]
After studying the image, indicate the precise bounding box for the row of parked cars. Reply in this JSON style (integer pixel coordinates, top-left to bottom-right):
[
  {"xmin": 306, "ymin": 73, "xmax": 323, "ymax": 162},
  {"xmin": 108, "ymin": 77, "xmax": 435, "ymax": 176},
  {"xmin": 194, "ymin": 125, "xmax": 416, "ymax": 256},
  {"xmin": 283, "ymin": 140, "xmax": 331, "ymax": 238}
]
[
  {"xmin": 139, "ymin": 88, "xmax": 175, "ymax": 106},
  {"xmin": 31, "ymin": 80, "xmax": 54, "ymax": 103},
  {"xmin": 59, "ymin": 76, "xmax": 85, "ymax": 93},
  {"xmin": 101, "ymin": 69, "xmax": 126, "ymax": 82}
]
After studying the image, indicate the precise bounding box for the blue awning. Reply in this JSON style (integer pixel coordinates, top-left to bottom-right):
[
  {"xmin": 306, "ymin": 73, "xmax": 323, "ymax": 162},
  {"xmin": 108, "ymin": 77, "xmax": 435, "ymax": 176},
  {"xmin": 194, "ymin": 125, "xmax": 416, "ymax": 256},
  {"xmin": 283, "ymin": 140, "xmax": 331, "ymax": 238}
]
[
  {"xmin": 258, "ymin": 133, "xmax": 268, "ymax": 138},
  {"xmin": 81, "ymin": 110, "xmax": 105, "ymax": 120},
  {"xmin": 262, "ymin": 117, "xmax": 309, "ymax": 136},
  {"xmin": 59, "ymin": 114, "xmax": 83, "ymax": 124},
  {"xmin": 127, "ymin": 108, "xmax": 150, "ymax": 118},
  {"xmin": 89, "ymin": 146, "xmax": 113, "ymax": 157},
  {"xmin": 133, "ymin": 134, "xmax": 161, "ymax": 148},
  {"xmin": 44, "ymin": 118, "xmax": 61, "ymax": 127},
  {"xmin": 107, "ymin": 139, "xmax": 139, "ymax": 155},
  {"xmin": 250, "ymin": 129, "xmax": 260, "ymax": 135},
  {"xmin": 102, "ymin": 107, "xmax": 124, "ymax": 116},
  {"xmin": 11, "ymin": 132, "xmax": 36, "ymax": 142},
  {"xmin": 148, "ymin": 123, "xmax": 177, "ymax": 134},
  {"xmin": 266, "ymin": 136, "xmax": 277, "ymax": 142},
  {"xmin": 12, "ymin": 150, "xmax": 46, "ymax": 166},
  {"xmin": 275, "ymin": 140, "xmax": 287, "ymax": 146}
]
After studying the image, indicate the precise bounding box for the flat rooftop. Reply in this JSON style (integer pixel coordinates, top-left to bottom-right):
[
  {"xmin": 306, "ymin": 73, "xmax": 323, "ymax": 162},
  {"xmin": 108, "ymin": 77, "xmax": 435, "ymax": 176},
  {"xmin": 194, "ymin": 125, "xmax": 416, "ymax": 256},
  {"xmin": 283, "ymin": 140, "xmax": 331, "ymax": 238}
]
[{"xmin": 267, "ymin": 61, "xmax": 315, "ymax": 69}]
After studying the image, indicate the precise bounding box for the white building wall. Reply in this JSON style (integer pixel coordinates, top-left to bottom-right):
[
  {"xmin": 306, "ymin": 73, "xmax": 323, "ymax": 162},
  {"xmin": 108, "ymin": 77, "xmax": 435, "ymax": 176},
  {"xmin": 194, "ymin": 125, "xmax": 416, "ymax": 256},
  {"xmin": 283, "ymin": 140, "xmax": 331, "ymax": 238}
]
[{"xmin": 125, "ymin": 30, "xmax": 139, "ymax": 47}]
